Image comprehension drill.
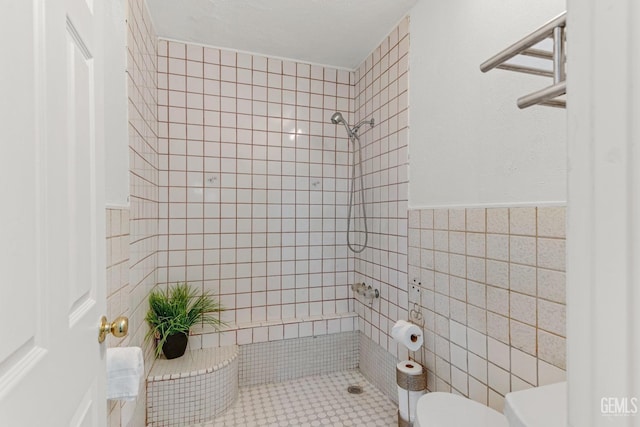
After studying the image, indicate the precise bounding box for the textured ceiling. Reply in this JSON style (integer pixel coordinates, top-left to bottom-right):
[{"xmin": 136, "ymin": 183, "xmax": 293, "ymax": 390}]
[{"xmin": 146, "ymin": 0, "xmax": 418, "ymax": 70}]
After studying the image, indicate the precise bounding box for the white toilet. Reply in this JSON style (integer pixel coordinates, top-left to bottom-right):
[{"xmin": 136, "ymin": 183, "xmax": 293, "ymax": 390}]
[
  {"xmin": 414, "ymin": 382, "xmax": 567, "ymax": 427},
  {"xmin": 414, "ymin": 392, "xmax": 508, "ymax": 427}
]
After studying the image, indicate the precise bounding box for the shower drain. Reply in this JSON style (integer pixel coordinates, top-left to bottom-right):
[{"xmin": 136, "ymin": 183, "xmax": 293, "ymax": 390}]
[{"xmin": 347, "ymin": 385, "xmax": 364, "ymax": 394}]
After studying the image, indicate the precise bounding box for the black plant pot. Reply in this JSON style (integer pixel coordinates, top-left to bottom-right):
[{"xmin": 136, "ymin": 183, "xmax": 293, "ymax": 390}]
[{"xmin": 162, "ymin": 332, "xmax": 188, "ymax": 359}]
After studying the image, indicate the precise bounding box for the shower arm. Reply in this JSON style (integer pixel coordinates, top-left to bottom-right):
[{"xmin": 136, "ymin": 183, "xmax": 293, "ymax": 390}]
[{"xmin": 351, "ymin": 118, "xmax": 375, "ymax": 134}]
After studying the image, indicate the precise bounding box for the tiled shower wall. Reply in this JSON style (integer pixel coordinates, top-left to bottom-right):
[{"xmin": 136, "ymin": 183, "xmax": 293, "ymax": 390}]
[
  {"xmin": 106, "ymin": 208, "xmax": 131, "ymax": 427},
  {"xmin": 107, "ymin": 0, "xmax": 159, "ymax": 426},
  {"xmin": 408, "ymin": 207, "xmax": 566, "ymax": 411},
  {"xmin": 156, "ymin": 39, "xmax": 358, "ymax": 343},
  {"xmin": 106, "ymin": 208, "xmax": 131, "ymax": 347},
  {"xmin": 127, "ymin": 0, "xmax": 159, "ymax": 351},
  {"xmin": 352, "ymin": 18, "xmax": 410, "ymax": 361}
]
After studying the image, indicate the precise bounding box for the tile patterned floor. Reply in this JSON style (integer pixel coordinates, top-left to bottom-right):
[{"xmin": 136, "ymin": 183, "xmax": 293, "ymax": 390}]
[{"xmin": 193, "ymin": 370, "xmax": 397, "ymax": 427}]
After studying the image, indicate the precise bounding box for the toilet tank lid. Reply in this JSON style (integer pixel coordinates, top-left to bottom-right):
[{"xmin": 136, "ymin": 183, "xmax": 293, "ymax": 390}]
[
  {"xmin": 416, "ymin": 392, "xmax": 508, "ymax": 427},
  {"xmin": 504, "ymin": 382, "xmax": 567, "ymax": 427}
]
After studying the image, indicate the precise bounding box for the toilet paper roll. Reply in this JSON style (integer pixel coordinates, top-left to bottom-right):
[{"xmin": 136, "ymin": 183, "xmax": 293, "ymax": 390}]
[
  {"xmin": 396, "ymin": 360, "xmax": 427, "ymax": 390},
  {"xmin": 391, "ymin": 319, "xmax": 424, "ymax": 351},
  {"xmin": 397, "ymin": 386, "xmax": 425, "ymax": 421},
  {"xmin": 396, "ymin": 360, "xmax": 426, "ymax": 422}
]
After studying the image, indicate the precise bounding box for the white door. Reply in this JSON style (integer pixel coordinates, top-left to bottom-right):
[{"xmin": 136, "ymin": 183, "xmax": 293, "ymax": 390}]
[{"xmin": 0, "ymin": 0, "xmax": 107, "ymax": 425}]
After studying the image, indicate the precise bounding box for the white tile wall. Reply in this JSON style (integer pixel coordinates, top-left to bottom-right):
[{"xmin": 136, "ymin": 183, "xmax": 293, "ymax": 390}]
[
  {"xmin": 157, "ymin": 39, "xmax": 356, "ymax": 340},
  {"xmin": 408, "ymin": 206, "xmax": 567, "ymax": 412},
  {"xmin": 352, "ymin": 17, "xmax": 410, "ymax": 361},
  {"xmin": 108, "ymin": 1, "xmax": 160, "ymax": 426},
  {"xmin": 106, "ymin": 208, "xmax": 131, "ymax": 427},
  {"xmin": 106, "ymin": 208, "xmax": 131, "ymax": 349},
  {"xmin": 126, "ymin": 0, "xmax": 159, "ymax": 358}
]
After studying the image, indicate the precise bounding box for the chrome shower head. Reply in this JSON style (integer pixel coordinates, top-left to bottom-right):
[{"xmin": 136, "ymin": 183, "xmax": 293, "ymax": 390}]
[
  {"xmin": 331, "ymin": 111, "xmax": 346, "ymax": 125},
  {"xmin": 331, "ymin": 111, "xmax": 353, "ymax": 138},
  {"xmin": 331, "ymin": 111, "xmax": 375, "ymax": 139}
]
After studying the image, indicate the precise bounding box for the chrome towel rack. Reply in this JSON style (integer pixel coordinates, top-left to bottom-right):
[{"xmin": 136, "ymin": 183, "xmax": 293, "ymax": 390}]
[{"xmin": 480, "ymin": 11, "xmax": 566, "ymax": 109}]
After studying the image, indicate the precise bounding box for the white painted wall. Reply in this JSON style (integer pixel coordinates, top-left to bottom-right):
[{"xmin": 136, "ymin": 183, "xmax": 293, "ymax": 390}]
[
  {"xmin": 104, "ymin": 0, "xmax": 129, "ymax": 207},
  {"xmin": 409, "ymin": 0, "xmax": 566, "ymax": 208}
]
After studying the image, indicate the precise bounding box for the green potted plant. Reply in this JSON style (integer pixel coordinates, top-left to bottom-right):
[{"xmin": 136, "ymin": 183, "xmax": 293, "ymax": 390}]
[{"xmin": 145, "ymin": 282, "xmax": 224, "ymax": 359}]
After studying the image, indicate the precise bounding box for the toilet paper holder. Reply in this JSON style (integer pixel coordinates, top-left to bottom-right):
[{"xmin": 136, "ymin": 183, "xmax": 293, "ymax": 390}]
[
  {"xmin": 351, "ymin": 282, "xmax": 379, "ymax": 304},
  {"xmin": 397, "ymin": 360, "xmax": 427, "ymax": 427}
]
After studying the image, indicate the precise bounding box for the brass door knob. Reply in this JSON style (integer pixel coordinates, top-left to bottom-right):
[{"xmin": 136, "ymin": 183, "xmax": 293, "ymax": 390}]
[{"xmin": 98, "ymin": 315, "xmax": 129, "ymax": 343}]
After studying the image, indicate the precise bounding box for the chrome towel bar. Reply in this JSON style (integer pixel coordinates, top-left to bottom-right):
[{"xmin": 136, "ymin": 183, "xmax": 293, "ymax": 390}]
[{"xmin": 481, "ymin": 11, "xmax": 566, "ymax": 109}]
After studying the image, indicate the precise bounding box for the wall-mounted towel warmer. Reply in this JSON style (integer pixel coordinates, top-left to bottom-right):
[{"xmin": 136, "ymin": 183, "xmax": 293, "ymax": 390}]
[{"xmin": 480, "ymin": 12, "xmax": 566, "ymax": 109}]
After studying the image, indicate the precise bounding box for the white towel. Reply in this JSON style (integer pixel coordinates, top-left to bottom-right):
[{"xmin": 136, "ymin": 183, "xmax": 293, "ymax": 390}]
[{"xmin": 107, "ymin": 347, "xmax": 144, "ymax": 401}]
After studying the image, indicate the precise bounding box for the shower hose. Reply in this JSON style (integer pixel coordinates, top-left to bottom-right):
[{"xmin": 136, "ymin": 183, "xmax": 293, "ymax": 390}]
[{"xmin": 347, "ymin": 132, "xmax": 368, "ymax": 253}]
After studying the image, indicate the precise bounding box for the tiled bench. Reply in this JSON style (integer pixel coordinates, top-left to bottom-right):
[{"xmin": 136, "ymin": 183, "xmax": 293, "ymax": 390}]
[
  {"xmin": 146, "ymin": 345, "xmax": 238, "ymax": 426},
  {"xmin": 145, "ymin": 314, "xmax": 359, "ymax": 426}
]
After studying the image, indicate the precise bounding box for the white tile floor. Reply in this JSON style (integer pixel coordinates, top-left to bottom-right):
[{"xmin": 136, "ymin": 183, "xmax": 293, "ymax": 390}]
[{"xmin": 193, "ymin": 370, "xmax": 397, "ymax": 427}]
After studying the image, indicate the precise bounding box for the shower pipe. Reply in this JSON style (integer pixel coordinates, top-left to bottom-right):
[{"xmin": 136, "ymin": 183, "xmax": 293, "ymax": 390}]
[{"xmin": 330, "ymin": 112, "xmax": 374, "ymax": 253}]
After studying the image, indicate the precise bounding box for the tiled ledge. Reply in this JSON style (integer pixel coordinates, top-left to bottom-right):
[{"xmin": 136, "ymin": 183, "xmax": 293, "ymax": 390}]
[
  {"xmin": 189, "ymin": 312, "xmax": 358, "ymax": 348},
  {"xmin": 148, "ymin": 345, "xmax": 238, "ymax": 381}
]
